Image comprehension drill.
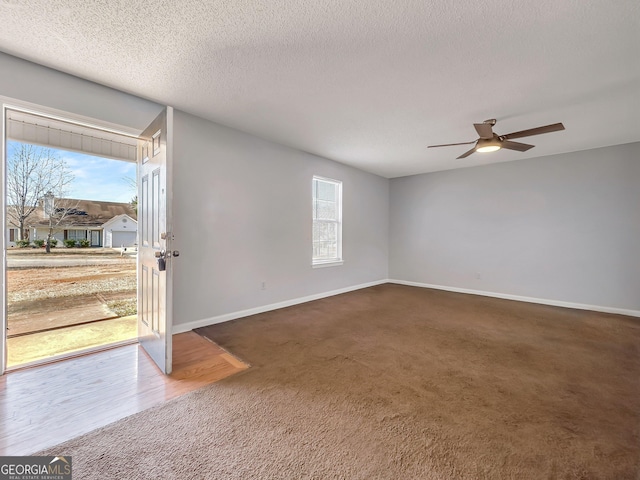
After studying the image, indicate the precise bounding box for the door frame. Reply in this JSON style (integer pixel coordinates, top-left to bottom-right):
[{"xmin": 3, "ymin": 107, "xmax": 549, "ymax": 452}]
[{"xmin": 0, "ymin": 96, "xmax": 151, "ymax": 374}]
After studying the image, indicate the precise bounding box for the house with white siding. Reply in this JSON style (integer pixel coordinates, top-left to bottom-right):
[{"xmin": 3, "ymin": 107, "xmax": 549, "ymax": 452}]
[{"xmin": 6, "ymin": 198, "xmax": 137, "ymax": 248}]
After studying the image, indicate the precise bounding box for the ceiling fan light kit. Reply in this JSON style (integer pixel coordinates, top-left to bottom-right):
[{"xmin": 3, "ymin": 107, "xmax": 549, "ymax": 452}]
[
  {"xmin": 475, "ymin": 138, "xmax": 502, "ymax": 153},
  {"xmin": 428, "ymin": 119, "xmax": 565, "ymax": 159}
]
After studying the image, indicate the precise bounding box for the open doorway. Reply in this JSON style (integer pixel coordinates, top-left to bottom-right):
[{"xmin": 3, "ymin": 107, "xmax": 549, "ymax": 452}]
[{"xmin": 4, "ymin": 108, "xmax": 139, "ymax": 369}]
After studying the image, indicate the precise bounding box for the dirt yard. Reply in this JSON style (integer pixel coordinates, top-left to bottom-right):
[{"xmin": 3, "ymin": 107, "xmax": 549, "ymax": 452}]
[
  {"xmin": 7, "ymin": 254, "xmax": 137, "ymax": 336},
  {"xmin": 7, "ymin": 264, "xmax": 136, "ymax": 303}
]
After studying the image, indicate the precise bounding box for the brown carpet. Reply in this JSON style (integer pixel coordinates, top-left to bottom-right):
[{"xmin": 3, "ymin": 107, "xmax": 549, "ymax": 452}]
[{"xmin": 38, "ymin": 284, "xmax": 640, "ymax": 479}]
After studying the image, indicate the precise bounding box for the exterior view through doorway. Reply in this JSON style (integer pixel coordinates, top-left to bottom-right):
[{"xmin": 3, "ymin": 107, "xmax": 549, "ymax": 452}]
[{"xmin": 3, "ymin": 106, "xmax": 140, "ymax": 370}]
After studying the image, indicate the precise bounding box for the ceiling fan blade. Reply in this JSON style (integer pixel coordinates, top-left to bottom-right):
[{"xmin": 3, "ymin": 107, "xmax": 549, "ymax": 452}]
[
  {"xmin": 502, "ymin": 122, "xmax": 565, "ymax": 140},
  {"xmin": 501, "ymin": 140, "xmax": 535, "ymax": 152},
  {"xmin": 474, "ymin": 123, "xmax": 494, "ymax": 139},
  {"xmin": 457, "ymin": 147, "xmax": 477, "ymax": 159},
  {"xmin": 428, "ymin": 141, "xmax": 476, "ymax": 148}
]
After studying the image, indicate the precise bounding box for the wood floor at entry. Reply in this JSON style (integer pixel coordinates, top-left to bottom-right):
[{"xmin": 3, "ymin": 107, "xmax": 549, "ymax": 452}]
[{"xmin": 0, "ymin": 331, "xmax": 249, "ymax": 456}]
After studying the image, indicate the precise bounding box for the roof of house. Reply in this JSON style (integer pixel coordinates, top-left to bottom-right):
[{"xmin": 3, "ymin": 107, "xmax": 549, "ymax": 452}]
[{"xmin": 26, "ymin": 198, "xmax": 137, "ymax": 229}]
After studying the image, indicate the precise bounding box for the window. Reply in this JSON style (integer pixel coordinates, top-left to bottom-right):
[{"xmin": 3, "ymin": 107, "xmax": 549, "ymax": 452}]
[
  {"xmin": 312, "ymin": 176, "xmax": 342, "ymax": 266},
  {"xmin": 66, "ymin": 230, "xmax": 87, "ymax": 241}
]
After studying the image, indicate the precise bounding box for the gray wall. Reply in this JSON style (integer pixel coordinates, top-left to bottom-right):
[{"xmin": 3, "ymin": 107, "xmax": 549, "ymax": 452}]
[
  {"xmin": 389, "ymin": 142, "xmax": 640, "ymax": 311},
  {"xmin": 172, "ymin": 110, "xmax": 389, "ymax": 327}
]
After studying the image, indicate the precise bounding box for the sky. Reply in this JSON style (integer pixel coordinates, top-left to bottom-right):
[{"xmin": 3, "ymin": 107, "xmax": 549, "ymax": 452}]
[{"xmin": 8, "ymin": 141, "xmax": 137, "ymax": 204}]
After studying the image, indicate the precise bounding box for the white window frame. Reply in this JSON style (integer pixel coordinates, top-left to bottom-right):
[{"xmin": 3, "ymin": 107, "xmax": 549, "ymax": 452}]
[{"xmin": 312, "ymin": 175, "xmax": 343, "ymax": 267}]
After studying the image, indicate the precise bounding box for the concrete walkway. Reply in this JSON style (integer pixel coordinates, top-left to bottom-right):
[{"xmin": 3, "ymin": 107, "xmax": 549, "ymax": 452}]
[
  {"xmin": 7, "ymin": 315, "xmax": 137, "ymax": 368},
  {"xmin": 7, "ymin": 295, "xmax": 117, "ymax": 336}
]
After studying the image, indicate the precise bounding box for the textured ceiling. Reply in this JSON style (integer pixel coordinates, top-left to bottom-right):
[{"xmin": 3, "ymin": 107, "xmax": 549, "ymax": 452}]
[{"xmin": 0, "ymin": 0, "xmax": 638, "ymax": 177}]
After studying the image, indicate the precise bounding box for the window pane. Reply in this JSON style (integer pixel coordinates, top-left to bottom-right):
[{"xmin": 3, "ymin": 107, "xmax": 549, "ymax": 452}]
[
  {"xmin": 313, "ymin": 221, "xmax": 337, "ymax": 243},
  {"xmin": 316, "ymin": 199, "xmax": 336, "ymax": 220},
  {"xmin": 313, "ymin": 241, "xmax": 337, "ymax": 260},
  {"xmin": 316, "ymin": 181, "xmax": 336, "ymax": 201},
  {"xmin": 312, "ymin": 176, "xmax": 341, "ymax": 263},
  {"xmin": 68, "ymin": 230, "xmax": 87, "ymax": 241}
]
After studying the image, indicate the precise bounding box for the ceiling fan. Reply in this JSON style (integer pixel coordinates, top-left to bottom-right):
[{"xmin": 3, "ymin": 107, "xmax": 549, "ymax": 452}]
[{"xmin": 428, "ymin": 119, "xmax": 565, "ymax": 159}]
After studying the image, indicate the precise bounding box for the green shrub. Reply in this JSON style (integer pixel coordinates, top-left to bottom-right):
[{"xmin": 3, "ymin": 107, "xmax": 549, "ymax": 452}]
[
  {"xmin": 33, "ymin": 239, "xmax": 45, "ymax": 247},
  {"xmin": 64, "ymin": 239, "xmax": 77, "ymax": 248},
  {"xmin": 78, "ymin": 239, "xmax": 90, "ymax": 248},
  {"xmin": 16, "ymin": 239, "xmax": 30, "ymax": 248},
  {"xmin": 49, "ymin": 238, "xmax": 59, "ymax": 247}
]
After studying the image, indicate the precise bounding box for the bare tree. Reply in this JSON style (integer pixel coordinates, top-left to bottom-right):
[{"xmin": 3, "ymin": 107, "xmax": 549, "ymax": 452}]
[
  {"xmin": 43, "ymin": 193, "xmax": 80, "ymax": 253},
  {"xmin": 122, "ymin": 175, "xmax": 138, "ymax": 215},
  {"xmin": 6, "ymin": 143, "xmax": 74, "ymax": 242}
]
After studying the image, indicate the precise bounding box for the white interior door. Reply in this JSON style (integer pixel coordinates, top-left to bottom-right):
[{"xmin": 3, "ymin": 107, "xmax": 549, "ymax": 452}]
[{"xmin": 138, "ymin": 107, "xmax": 173, "ymax": 374}]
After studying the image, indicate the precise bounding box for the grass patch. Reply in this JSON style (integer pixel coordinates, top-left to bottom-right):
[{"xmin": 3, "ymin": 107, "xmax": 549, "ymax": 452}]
[{"xmin": 106, "ymin": 298, "xmax": 137, "ymax": 317}]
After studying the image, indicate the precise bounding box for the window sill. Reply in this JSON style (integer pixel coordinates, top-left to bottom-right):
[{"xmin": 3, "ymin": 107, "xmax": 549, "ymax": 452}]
[{"xmin": 312, "ymin": 260, "xmax": 344, "ymax": 269}]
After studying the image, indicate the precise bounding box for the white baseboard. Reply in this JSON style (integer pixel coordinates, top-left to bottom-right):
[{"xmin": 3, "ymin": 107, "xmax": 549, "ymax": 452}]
[
  {"xmin": 173, "ymin": 278, "xmax": 639, "ymax": 335},
  {"xmin": 388, "ymin": 279, "xmax": 640, "ymax": 318},
  {"xmin": 172, "ymin": 279, "xmax": 388, "ymax": 334}
]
